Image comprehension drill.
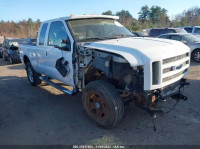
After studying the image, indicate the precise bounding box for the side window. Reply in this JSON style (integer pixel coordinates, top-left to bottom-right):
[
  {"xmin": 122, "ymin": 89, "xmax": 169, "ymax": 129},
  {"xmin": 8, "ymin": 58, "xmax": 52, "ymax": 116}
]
[
  {"xmin": 158, "ymin": 30, "xmax": 166, "ymax": 36},
  {"xmin": 160, "ymin": 35, "xmax": 169, "ymax": 39},
  {"xmin": 171, "ymin": 35, "xmax": 182, "ymax": 41},
  {"xmin": 132, "ymin": 33, "xmax": 137, "ymax": 36},
  {"xmin": 48, "ymin": 21, "xmax": 69, "ymax": 47},
  {"xmin": 149, "ymin": 30, "xmax": 157, "ymax": 36},
  {"xmin": 39, "ymin": 23, "xmax": 48, "ymax": 45},
  {"xmin": 168, "ymin": 29, "xmax": 175, "ymax": 33},
  {"xmin": 194, "ymin": 28, "xmax": 200, "ymax": 34},
  {"xmin": 184, "ymin": 27, "xmax": 193, "ymax": 33}
]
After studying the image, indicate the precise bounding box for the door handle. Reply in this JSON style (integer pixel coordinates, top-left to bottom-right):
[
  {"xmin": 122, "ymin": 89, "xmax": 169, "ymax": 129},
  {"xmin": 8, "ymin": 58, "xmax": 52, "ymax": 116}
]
[{"xmin": 46, "ymin": 51, "xmax": 47, "ymax": 56}]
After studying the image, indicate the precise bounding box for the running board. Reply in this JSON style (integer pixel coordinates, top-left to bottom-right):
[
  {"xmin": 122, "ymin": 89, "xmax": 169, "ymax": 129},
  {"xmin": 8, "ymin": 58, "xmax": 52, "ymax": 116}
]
[{"xmin": 39, "ymin": 76, "xmax": 78, "ymax": 95}]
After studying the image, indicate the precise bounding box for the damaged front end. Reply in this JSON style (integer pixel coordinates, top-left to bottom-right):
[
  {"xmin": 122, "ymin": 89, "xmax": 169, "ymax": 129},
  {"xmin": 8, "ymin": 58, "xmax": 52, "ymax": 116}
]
[
  {"xmin": 131, "ymin": 77, "xmax": 190, "ymax": 116},
  {"xmin": 103, "ymin": 60, "xmax": 190, "ymax": 116},
  {"xmin": 101, "ymin": 57, "xmax": 191, "ymax": 116},
  {"xmin": 76, "ymin": 46, "xmax": 190, "ymax": 117}
]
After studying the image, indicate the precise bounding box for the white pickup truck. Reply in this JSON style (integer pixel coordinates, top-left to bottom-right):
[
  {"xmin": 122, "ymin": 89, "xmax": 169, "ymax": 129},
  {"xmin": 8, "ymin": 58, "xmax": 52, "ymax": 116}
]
[{"xmin": 20, "ymin": 15, "xmax": 190, "ymax": 128}]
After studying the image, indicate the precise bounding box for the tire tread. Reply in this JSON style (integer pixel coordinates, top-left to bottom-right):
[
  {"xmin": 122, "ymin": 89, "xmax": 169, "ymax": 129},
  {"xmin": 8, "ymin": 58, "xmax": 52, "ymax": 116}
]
[
  {"xmin": 83, "ymin": 80, "xmax": 124, "ymax": 128},
  {"xmin": 26, "ymin": 62, "xmax": 42, "ymax": 86}
]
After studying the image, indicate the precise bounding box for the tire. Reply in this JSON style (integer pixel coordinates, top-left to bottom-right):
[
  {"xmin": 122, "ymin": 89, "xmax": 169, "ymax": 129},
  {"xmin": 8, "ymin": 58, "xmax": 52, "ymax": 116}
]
[
  {"xmin": 25, "ymin": 62, "xmax": 42, "ymax": 86},
  {"xmin": 192, "ymin": 49, "xmax": 200, "ymax": 62},
  {"xmin": 82, "ymin": 80, "xmax": 124, "ymax": 128},
  {"xmin": 9, "ymin": 56, "xmax": 15, "ymax": 64}
]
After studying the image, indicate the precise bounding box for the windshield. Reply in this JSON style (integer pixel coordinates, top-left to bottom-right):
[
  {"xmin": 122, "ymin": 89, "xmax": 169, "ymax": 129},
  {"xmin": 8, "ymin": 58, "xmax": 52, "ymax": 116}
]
[
  {"xmin": 137, "ymin": 32, "xmax": 148, "ymax": 36},
  {"xmin": 9, "ymin": 41, "xmax": 19, "ymax": 47},
  {"xmin": 8, "ymin": 40, "xmax": 25, "ymax": 47},
  {"xmin": 183, "ymin": 34, "xmax": 200, "ymax": 43},
  {"xmin": 67, "ymin": 19, "xmax": 133, "ymax": 42},
  {"xmin": 176, "ymin": 29, "xmax": 187, "ymax": 33}
]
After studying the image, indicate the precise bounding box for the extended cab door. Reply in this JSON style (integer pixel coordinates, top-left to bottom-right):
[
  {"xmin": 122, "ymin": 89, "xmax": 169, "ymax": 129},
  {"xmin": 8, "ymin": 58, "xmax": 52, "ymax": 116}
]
[
  {"xmin": 45, "ymin": 20, "xmax": 75, "ymax": 87},
  {"xmin": 36, "ymin": 23, "xmax": 49, "ymax": 75}
]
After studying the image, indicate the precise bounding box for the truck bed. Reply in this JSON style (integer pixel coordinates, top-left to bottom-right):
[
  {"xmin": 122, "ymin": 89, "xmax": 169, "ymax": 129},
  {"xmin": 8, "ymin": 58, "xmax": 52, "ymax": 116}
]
[{"xmin": 19, "ymin": 43, "xmax": 38, "ymax": 67}]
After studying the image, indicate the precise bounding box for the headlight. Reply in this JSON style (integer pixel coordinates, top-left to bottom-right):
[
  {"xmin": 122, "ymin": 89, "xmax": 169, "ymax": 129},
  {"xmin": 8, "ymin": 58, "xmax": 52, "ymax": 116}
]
[{"xmin": 152, "ymin": 61, "xmax": 160, "ymax": 85}]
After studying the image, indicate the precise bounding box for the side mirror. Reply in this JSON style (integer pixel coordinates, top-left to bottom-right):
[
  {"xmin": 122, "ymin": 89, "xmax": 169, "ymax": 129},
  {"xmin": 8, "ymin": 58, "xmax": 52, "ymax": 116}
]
[
  {"xmin": 54, "ymin": 45, "xmax": 70, "ymax": 51},
  {"xmin": 61, "ymin": 39, "xmax": 70, "ymax": 44},
  {"xmin": 54, "ymin": 39, "xmax": 71, "ymax": 51}
]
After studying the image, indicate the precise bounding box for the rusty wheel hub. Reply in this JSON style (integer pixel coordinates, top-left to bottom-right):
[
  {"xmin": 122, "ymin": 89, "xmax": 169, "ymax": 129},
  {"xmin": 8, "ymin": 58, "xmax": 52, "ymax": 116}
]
[{"xmin": 87, "ymin": 94, "xmax": 108, "ymax": 121}]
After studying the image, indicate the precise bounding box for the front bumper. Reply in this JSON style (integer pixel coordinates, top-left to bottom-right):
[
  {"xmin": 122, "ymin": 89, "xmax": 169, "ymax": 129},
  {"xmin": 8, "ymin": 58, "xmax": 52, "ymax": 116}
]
[
  {"xmin": 157, "ymin": 78, "xmax": 189, "ymax": 100},
  {"xmin": 143, "ymin": 78, "xmax": 190, "ymax": 114},
  {"xmin": 10, "ymin": 53, "xmax": 21, "ymax": 62}
]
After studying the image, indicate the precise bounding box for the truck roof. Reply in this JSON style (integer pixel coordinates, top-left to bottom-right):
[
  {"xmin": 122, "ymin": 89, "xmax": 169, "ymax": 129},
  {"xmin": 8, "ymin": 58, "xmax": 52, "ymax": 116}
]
[
  {"xmin": 151, "ymin": 27, "xmax": 181, "ymax": 30},
  {"xmin": 183, "ymin": 26, "xmax": 200, "ymax": 27},
  {"xmin": 6, "ymin": 38, "xmax": 24, "ymax": 41},
  {"xmin": 43, "ymin": 15, "xmax": 119, "ymax": 23},
  {"xmin": 158, "ymin": 33, "xmax": 190, "ymax": 37}
]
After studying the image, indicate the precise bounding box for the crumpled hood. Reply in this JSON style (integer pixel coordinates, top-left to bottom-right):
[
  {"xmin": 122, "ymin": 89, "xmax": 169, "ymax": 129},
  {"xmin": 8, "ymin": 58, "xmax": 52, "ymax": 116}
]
[{"xmin": 82, "ymin": 37, "xmax": 190, "ymax": 66}]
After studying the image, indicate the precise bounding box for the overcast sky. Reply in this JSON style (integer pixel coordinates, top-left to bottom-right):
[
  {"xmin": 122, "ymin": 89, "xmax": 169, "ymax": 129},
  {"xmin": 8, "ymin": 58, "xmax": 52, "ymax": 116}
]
[{"xmin": 0, "ymin": 0, "xmax": 199, "ymax": 22}]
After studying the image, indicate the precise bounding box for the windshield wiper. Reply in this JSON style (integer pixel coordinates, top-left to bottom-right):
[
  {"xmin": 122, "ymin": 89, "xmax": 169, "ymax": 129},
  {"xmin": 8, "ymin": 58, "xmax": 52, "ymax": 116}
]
[
  {"xmin": 79, "ymin": 35, "xmax": 135, "ymax": 42},
  {"xmin": 193, "ymin": 40, "xmax": 200, "ymax": 43},
  {"xmin": 82, "ymin": 37, "xmax": 106, "ymax": 41},
  {"xmin": 107, "ymin": 34, "xmax": 135, "ymax": 39}
]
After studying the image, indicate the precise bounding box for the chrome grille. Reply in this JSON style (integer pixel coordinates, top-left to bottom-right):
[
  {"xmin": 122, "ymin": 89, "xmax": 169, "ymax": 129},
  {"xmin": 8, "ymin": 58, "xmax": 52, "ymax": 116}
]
[
  {"xmin": 163, "ymin": 53, "xmax": 189, "ymax": 64},
  {"xmin": 163, "ymin": 60, "xmax": 189, "ymax": 73},
  {"xmin": 161, "ymin": 52, "xmax": 190, "ymax": 84},
  {"xmin": 163, "ymin": 69, "xmax": 188, "ymax": 82}
]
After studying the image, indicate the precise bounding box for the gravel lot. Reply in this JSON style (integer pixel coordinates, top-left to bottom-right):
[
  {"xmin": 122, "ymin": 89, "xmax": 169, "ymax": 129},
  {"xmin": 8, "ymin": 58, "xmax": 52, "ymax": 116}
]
[{"xmin": 0, "ymin": 58, "xmax": 199, "ymax": 145}]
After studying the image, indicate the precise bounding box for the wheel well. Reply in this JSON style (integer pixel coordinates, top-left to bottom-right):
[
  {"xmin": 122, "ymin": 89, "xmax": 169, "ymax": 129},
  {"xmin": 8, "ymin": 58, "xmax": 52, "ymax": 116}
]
[
  {"xmin": 84, "ymin": 61, "xmax": 134, "ymax": 89},
  {"xmin": 85, "ymin": 66, "xmax": 106, "ymax": 85},
  {"xmin": 23, "ymin": 55, "xmax": 30, "ymax": 65},
  {"xmin": 192, "ymin": 48, "xmax": 200, "ymax": 54}
]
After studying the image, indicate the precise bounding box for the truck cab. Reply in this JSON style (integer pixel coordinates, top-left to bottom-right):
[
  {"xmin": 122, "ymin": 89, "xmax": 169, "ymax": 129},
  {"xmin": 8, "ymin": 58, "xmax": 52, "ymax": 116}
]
[
  {"xmin": 33, "ymin": 20, "xmax": 75, "ymax": 87},
  {"xmin": 19, "ymin": 15, "xmax": 190, "ymax": 128}
]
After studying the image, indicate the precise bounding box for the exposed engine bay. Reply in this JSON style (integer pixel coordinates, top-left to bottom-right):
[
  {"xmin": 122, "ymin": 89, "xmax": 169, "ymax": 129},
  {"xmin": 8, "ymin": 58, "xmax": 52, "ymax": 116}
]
[{"xmin": 74, "ymin": 44, "xmax": 190, "ymax": 115}]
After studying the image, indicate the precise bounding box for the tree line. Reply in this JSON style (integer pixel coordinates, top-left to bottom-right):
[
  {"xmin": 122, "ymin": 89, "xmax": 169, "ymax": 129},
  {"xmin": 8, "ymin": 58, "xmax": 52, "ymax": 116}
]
[
  {"xmin": 0, "ymin": 5, "xmax": 200, "ymax": 38},
  {"xmin": 0, "ymin": 18, "xmax": 41, "ymax": 38},
  {"xmin": 103, "ymin": 6, "xmax": 200, "ymax": 31}
]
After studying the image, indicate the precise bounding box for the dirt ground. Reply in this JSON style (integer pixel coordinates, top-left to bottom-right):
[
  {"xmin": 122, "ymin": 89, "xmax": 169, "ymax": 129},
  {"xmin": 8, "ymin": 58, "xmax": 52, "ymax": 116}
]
[{"xmin": 0, "ymin": 58, "xmax": 200, "ymax": 145}]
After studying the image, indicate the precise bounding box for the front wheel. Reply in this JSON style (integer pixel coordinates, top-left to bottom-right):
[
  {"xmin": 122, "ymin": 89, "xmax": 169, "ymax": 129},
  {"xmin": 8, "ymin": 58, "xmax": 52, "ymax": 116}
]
[
  {"xmin": 25, "ymin": 62, "xmax": 42, "ymax": 86},
  {"xmin": 82, "ymin": 80, "xmax": 124, "ymax": 128},
  {"xmin": 192, "ymin": 49, "xmax": 200, "ymax": 62}
]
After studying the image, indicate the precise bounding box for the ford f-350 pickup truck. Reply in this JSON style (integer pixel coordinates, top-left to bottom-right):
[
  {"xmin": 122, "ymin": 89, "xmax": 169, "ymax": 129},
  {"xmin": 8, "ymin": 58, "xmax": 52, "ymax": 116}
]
[{"xmin": 19, "ymin": 15, "xmax": 190, "ymax": 128}]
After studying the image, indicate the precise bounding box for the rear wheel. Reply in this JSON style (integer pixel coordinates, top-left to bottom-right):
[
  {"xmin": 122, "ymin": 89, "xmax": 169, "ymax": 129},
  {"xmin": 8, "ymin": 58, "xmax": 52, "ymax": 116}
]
[
  {"xmin": 192, "ymin": 49, "xmax": 200, "ymax": 62},
  {"xmin": 26, "ymin": 62, "xmax": 42, "ymax": 86},
  {"xmin": 82, "ymin": 80, "xmax": 124, "ymax": 128}
]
